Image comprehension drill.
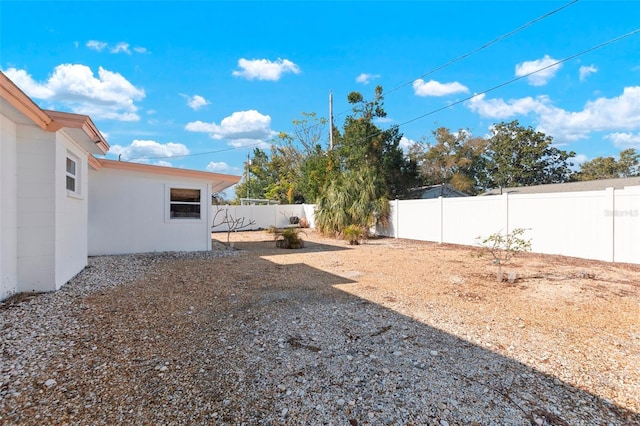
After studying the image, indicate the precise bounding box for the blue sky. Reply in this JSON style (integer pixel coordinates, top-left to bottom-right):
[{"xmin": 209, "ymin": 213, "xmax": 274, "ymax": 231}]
[{"xmin": 2, "ymin": 1, "xmax": 639, "ymax": 192}]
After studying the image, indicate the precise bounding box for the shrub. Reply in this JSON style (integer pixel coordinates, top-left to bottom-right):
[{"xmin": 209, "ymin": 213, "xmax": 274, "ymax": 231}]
[
  {"xmin": 271, "ymin": 227, "xmax": 305, "ymax": 249},
  {"xmin": 344, "ymin": 224, "xmax": 364, "ymax": 245},
  {"xmin": 475, "ymin": 228, "xmax": 532, "ymax": 282}
]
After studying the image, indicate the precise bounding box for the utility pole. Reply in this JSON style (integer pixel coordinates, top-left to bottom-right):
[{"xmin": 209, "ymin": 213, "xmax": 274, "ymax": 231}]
[
  {"xmin": 246, "ymin": 152, "xmax": 251, "ymax": 199},
  {"xmin": 329, "ymin": 90, "xmax": 334, "ymax": 150}
]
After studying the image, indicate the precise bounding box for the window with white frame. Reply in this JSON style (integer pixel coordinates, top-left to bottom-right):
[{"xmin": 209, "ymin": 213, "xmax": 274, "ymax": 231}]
[
  {"xmin": 169, "ymin": 188, "xmax": 201, "ymax": 219},
  {"xmin": 66, "ymin": 155, "xmax": 79, "ymax": 194}
]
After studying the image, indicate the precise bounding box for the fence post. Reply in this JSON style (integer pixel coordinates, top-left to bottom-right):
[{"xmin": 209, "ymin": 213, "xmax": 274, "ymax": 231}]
[
  {"xmin": 394, "ymin": 199, "xmax": 399, "ymax": 238},
  {"xmin": 606, "ymin": 187, "xmax": 615, "ymax": 262},
  {"xmin": 439, "ymin": 196, "xmax": 444, "ymax": 243}
]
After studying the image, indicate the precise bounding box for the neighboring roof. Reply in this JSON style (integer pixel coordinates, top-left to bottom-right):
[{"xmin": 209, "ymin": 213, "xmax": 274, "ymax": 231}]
[
  {"xmin": 0, "ymin": 71, "xmax": 109, "ymax": 155},
  {"xmin": 92, "ymin": 158, "xmax": 241, "ymax": 193},
  {"xmin": 481, "ymin": 177, "xmax": 640, "ymax": 196},
  {"xmin": 409, "ymin": 183, "xmax": 469, "ymax": 199}
]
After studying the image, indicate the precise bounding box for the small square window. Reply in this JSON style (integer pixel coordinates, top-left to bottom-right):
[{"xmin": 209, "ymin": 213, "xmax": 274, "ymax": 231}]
[{"xmin": 170, "ymin": 188, "xmax": 201, "ymax": 219}]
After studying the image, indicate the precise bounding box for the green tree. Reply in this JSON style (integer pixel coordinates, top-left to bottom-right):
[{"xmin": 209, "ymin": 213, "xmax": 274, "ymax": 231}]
[
  {"xmin": 233, "ymin": 148, "xmax": 275, "ymax": 202},
  {"xmin": 316, "ymin": 86, "xmax": 414, "ymax": 235},
  {"xmin": 484, "ymin": 120, "xmax": 575, "ymax": 189},
  {"xmin": 410, "ymin": 127, "xmax": 488, "ymax": 194},
  {"xmin": 575, "ymin": 148, "xmax": 640, "ymax": 180},
  {"xmin": 315, "ymin": 165, "xmax": 390, "ymax": 235},
  {"xmin": 334, "ymin": 85, "xmax": 419, "ymax": 199}
]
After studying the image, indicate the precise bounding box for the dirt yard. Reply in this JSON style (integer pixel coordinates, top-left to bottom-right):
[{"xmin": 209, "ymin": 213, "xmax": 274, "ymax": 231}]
[
  {"xmin": 2, "ymin": 229, "xmax": 639, "ymax": 425},
  {"xmin": 225, "ymin": 229, "xmax": 640, "ymax": 413}
]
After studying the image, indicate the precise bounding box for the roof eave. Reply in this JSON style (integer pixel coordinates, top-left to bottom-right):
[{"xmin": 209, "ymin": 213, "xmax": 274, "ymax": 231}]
[
  {"xmin": 96, "ymin": 158, "xmax": 241, "ymax": 190},
  {"xmin": 44, "ymin": 110, "xmax": 109, "ymax": 155},
  {"xmin": 0, "ymin": 71, "xmax": 53, "ymax": 130}
]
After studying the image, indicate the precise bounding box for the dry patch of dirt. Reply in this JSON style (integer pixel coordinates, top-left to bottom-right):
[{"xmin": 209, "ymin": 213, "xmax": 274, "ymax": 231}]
[{"xmin": 227, "ymin": 229, "xmax": 640, "ymax": 414}]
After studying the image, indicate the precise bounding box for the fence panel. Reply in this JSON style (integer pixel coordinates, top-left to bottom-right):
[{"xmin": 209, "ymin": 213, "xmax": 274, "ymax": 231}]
[
  {"xmin": 211, "ymin": 204, "xmax": 307, "ymax": 233},
  {"xmin": 613, "ymin": 186, "xmax": 640, "ymax": 263},
  {"xmin": 395, "ymin": 199, "xmax": 441, "ymax": 241},
  {"xmin": 442, "ymin": 195, "xmax": 508, "ymax": 246},
  {"xmin": 508, "ymin": 190, "xmax": 615, "ymax": 262}
]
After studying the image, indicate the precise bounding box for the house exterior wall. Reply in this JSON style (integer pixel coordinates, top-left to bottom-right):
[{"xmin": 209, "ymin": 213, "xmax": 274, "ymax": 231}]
[
  {"xmin": 54, "ymin": 131, "xmax": 90, "ymax": 288},
  {"xmin": 16, "ymin": 124, "xmax": 56, "ymax": 292},
  {"xmin": 89, "ymin": 167, "xmax": 213, "ymax": 255},
  {"xmin": 1, "ymin": 115, "xmax": 18, "ymax": 299}
]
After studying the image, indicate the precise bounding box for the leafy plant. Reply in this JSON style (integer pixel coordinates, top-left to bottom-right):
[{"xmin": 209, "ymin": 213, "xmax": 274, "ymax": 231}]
[
  {"xmin": 343, "ymin": 224, "xmax": 364, "ymax": 245},
  {"xmin": 475, "ymin": 228, "xmax": 532, "ymax": 282},
  {"xmin": 271, "ymin": 227, "xmax": 306, "ymax": 249}
]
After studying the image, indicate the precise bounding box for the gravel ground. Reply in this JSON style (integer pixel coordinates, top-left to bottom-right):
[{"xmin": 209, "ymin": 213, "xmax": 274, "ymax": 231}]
[{"xmin": 1, "ymin": 230, "xmax": 639, "ymax": 425}]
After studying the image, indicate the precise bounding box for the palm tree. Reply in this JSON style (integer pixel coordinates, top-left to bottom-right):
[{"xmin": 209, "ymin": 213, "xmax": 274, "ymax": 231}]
[{"xmin": 315, "ymin": 165, "xmax": 390, "ymax": 237}]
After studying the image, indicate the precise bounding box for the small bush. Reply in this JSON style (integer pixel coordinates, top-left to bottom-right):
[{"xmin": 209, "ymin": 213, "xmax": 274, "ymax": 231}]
[
  {"xmin": 475, "ymin": 228, "xmax": 532, "ymax": 282},
  {"xmin": 271, "ymin": 227, "xmax": 306, "ymax": 249},
  {"xmin": 343, "ymin": 224, "xmax": 364, "ymax": 245}
]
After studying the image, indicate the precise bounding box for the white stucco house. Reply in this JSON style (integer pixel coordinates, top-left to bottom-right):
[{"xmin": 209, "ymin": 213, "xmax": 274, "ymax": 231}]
[{"xmin": 0, "ymin": 71, "xmax": 240, "ymax": 301}]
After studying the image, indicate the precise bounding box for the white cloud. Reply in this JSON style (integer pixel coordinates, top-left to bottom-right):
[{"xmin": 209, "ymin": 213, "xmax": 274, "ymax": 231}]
[
  {"xmin": 605, "ymin": 132, "xmax": 640, "ymax": 149},
  {"xmin": 206, "ymin": 161, "xmax": 236, "ymax": 173},
  {"xmin": 156, "ymin": 160, "xmax": 173, "ymax": 167},
  {"xmin": 579, "ymin": 64, "xmax": 598, "ymax": 82},
  {"xmin": 232, "ymin": 58, "xmax": 300, "ymax": 81},
  {"xmin": 185, "ymin": 110, "xmax": 276, "ymax": 147},
  {"xmin": 108, "ymin": 139, "xmax": 189, "ymax": 161},
  {"xmin": 374, "ymin": 116, "xmax": 394, "ymax": 124},
  {"xmin": 182, "ymin": 94, "xmax": 210, "ymax": 111},
  {"xmin": 466, "ymin": 93, "xmax": 551, "ymax": 119},
  {"xmin": 573, "ymin": 153, "xmax": 589, "ymax": 165},
  {"xmin": 538, "ymin": 87, "xmax": 640, "ymax": 140},
  {"xmin": 3, "ymin": 68, "xmax": 56, "ymax": 99},
  {"xmin": 467, "ymin": 87, "xmax": 640, "ymax": 142},
  {"xmin": 356, "ymin": 73, "xmax": 380, "ymax": 85},
  {"xmin": 86, "ymin": 40, "xmax": 107, "ymax": 51},
  {"xmin": 3, "ymin": 65, "xmax": 145, "ymax": 121},
  {"xmin": 413, "ymin": 79, "xmax": 469, "ymax": 97},
  {"xmin": 85, "ymin": 40, "xmax": 147, "ymax": 55},
  {"xmin": 399, "ymin": 136, "xmax": 417, "ymax": 154},
  {"xmin": 110, "ymin": 42, "xmax": 131, "ymax": 54},
  {"xmin": 515, "ymin": 54, "xmax": 562, "ymax": 86}
]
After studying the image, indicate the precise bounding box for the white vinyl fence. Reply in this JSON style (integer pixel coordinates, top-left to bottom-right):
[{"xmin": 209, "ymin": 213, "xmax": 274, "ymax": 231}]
[
  {"xmin": 211, "ymin": 186, "xmax": 639, "ymax": 264},
  {"xmin": 381, "ymin": 186, "xmax": 640, "ymax": 264},
  {"xmin": 211, "ymin": 204, "xmax": 316, "ymax": 232}
]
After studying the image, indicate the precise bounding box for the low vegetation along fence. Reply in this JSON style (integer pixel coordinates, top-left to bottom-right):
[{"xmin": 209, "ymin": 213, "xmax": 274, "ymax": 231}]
[{"xmin": 212, "ymin": 185, "xmax": 639, "ymax": 264}]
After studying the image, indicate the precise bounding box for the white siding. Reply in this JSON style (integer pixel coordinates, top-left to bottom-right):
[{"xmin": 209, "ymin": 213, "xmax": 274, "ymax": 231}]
[
  {"xmin": 89, "ymin": 167, "xmax": 213, "ymax": 255},
  {"xmin": 0, "ymin": 115, "xmax": 18, "ymax": 299},
  {"xmin": 16, "ymin": 125, "xmax": 56, "ymax": 292},
  {"xmin": 54, "ymin": 132, "xmax": 90, "ymax": 288}
]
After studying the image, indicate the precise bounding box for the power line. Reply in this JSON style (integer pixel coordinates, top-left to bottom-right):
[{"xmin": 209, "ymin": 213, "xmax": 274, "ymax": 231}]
[
  {"xmin": 331, "ymin": 0, "xmax": 581, "ymax": 122},
  {"xmin": 130, "ymin": 23, "xmax": 638, "ymax": 164},
  {"xmin": 129, "ymin": 0, "xmax": 580, "ymax": 163},
  {"xmin": 396, "ymin": 27, "xmax": 640, "ymax": 128},
  {"xmin": 127, "ymin": 140, "xmax": 268, "ymax": 161},
  {"xmin": 383, "ymin": 0, "xmax": 580, "ymax": 97}
]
